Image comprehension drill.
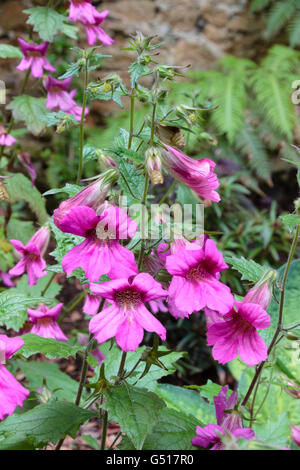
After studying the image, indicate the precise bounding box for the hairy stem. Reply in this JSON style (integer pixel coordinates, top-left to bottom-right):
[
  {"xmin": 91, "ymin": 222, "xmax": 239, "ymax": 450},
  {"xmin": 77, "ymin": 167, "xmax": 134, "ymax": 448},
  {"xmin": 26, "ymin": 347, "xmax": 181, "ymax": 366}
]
[
  {"xmin": 241, "ymin": 224, "xmax": 300, "ymax": 407},
  {"xmin": 76, "ymin": 54, "xmax": 88, "ymax": 184},
  {"xmin": 128, "ymin": 91, "xmax": 135, "ymax": 149}
]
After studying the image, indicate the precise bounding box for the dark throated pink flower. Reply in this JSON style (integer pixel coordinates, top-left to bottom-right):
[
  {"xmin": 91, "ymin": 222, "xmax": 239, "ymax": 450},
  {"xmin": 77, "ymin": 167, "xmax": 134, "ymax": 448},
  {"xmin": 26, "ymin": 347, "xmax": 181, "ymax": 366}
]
[
  {"xmin": 59, "ymin": 204, "xmax": 138, "ymax": 281},
  {"xmin": 16, "ymin": 38, "xmax": 56, "ymax": 78},
  {"xmin": 206, "ymin": 301, "xmax": 270, "ymax": 366},
  {"xmin": 165, "ymin": 237, "xmax": 233, "ymax": 318},
  {"xmin": 89, "ymin": 273, "xmax": 167, "ymax": 351},
  {"xmin": 192, "ymin": 386, "xmax": 255, "ymax": 450},
  {"xmin": 69, "ymin": 0, "xmax": 99, "ymax": 23},
  {"xmin": 82, "ymin": 10, "xmax": 114, "ymax": 46},
  {"xmin": 53, "ymin": 177, "xmax": 110, "ymax": 229},
  {"xmin": 161, "ymin": 145, "xmax": 220, "ymax": 202},
  {"xmin": 9, "ymin": 226, "xmax": 50, "ymax": 286},
  {"xmin": 0, "ymin": 125, "xmax": 16, "ymax": 147},
  {"xmin": 43, "ymin": 76, "xmax": 88, "ymax": 122},
  {"xmin": 83, "ymin": 292, "xmax": 103, "ymax": 316},
  {"xmin": 27, "ymin": 303, "xmax": 67, "ymax": 341},
  {"xmin": 0, "ymin": 335, "xmax": 29, "ymax": 420}
]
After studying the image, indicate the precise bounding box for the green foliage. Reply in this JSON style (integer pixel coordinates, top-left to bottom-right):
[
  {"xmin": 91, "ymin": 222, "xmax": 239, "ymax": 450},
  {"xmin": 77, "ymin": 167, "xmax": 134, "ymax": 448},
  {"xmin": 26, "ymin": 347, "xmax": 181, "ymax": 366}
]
[
  {"xmin": 15, "ymin": 273, "xmax": 62, "ymax": 299},
  {"xmin": 6, "ymin": 219, "xmax": 35, "ymax": 245},
  {"xmin": 118, "ymin": 159, "xmax": 145, "ymax": 200},
  {"xmin": 5, "ymin": 173, "xmax": 48, "ymax": 224},
  {"xmin": 224, "ymin": 256, "xmax": 266, "ymax": 282},
  {"xmin": 7, "ymin": 96, "xmax": 48, "ymax": 136},
  {"xmin": 24, "ymin": 7, "xmax": 77, "ymax": 42},
  {"xmin": 0, "ymin": 402, "xmax": 94, "ymax": 448},
  {"xmin": 0, "ymin": 44, "xmax": 22, "ymax": 59},
  {"xmin": 104, "ymin": 384, "xmax": 165, "ymax": 450},
  {"xmin": 20, "ymin": 334, "xmax": 84, "ymax": 360}
]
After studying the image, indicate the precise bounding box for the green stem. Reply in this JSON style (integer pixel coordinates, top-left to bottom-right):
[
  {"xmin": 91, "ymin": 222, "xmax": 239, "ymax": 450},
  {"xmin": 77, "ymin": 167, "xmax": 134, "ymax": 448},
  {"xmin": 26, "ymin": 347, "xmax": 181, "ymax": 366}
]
[
  {"xmin": 117, "ymin": 351, "xmax": 127, "ymax": 380},
  {"xmin": 241, "ymin": 224, "xmax": 300, "ymax": 407},
  {"xmin": 108, "ymin": 431, "xmax": 122, "ymax": 450},
  {"xmin": 100, "ymin": 410, "xmax": 108, "ymax": 450},
  {"xmin": 58, "ymin": 291, "xmax": 86, "ymax": 324},
  {"xmin": 41, "ymin": 272, "xmax": 56, "ymax": 297},
  {"xmin": 76, "ymin": 54, "xmax": 88, "ymax": 184},
  {"xmin": 128, "ymin": 91, "xmax": 135, "ymax": 149},
  {"xmin": 159, "ymin": 180, "xmax": 176, "ymax": 205}
]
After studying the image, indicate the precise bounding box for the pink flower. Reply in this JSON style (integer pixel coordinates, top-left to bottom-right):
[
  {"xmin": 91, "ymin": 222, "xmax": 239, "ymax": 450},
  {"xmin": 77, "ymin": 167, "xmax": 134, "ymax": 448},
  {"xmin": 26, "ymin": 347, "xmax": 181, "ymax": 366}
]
[
  {"xmin": 0, "ymin": 125, "xmax": 16, "ymax": 147},
  {"xmin": 69, "ymin": 0, "xmax": 99, "ymax": 23},
  {"xmin": 89, "ymin": 273, "xmax": 167, "ymax": 351},
  {"xmin": 17, "ymin": 152, "xmax": 37, "ymax": 186},
  {"xmin": 243, "ymin": 269, "xmax": 277, "ymax": 310},
  {"xmin": 43, "ymin": 76, "xmax": 88, "ymax": 122},
  {"xmin": 9, "ymin": 226, "xmax": 50, "ymax": 286},
  {"xmin": 27, "ymin": 303, "xmax": 67, "ymax": 341},
  {"xmin": 165, "ymin": 238, "xmax": 233, "ymax": 318},
  {"xmin": 291, "ymin": 426, "xmax": 300, "ymax": 447},
  {"xmin": 206, "ymin": 301, "xmax": 270, "ymax": 366},
  {"xmin": 0, "ymin": 335, "xmax": 29, "ymax": 420},
  {"xmin": 0, "ymin": 271, "xmax": 15, "ymax": 287},
  {"xmin": 53, "ymin": 177, "xmax": 110, "ymax": 229},
  {"xmin": 83, "ymin": 292, "xmax": 102, "ymax": 316},
  {"xmin": 82, "ymin": 10, "xmax": 114, "ymax": 46},
  {"xmin": 16, "ymin": 38, "xmax": 56, "ymax": 78},
  {"xmin": 148, "ymin": 298, "xmax": 168, "ymax": 314},
  {"xmin": 192, "ymin": 386, "xmax": 255, "ymax": 450},
  {"xmin": 59, "ymin": 205, "xmax": 138, "ymax": 281},
  {"xmin": 161, "ymin": 145, "xmax": 220, "ymax": 202}
]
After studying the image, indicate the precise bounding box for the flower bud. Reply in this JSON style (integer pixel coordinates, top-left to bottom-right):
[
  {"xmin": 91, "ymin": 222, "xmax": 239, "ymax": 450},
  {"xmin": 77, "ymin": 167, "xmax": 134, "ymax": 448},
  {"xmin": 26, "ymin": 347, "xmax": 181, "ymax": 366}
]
[
  {"xmin": 243, "ymin": 269, "xmax": 277, "ymax": 310},
  {"xmin": 146, "ymin": 147, "xmax": 163, "ymax": 185},
  {"xmin": 102, "ymin": 82, "xmax": 112, "ymax": 93},
  {"xmin": 94, "ymin": 149, "xmax": 117, "ymax": 171},
  {"xmin": 291, "ymin": 426, "xmax": 300, "ymax": 447},
  {"xmin": 30, "ymin": 226, "xmax": 50, "ymax": 257}
]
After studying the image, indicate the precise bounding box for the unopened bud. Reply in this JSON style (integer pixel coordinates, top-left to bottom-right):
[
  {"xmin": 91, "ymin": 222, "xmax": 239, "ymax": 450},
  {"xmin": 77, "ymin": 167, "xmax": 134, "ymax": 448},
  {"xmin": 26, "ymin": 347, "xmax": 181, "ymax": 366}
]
[
  {"xmin": 102, "ymin": 82, "xmax": 112, "ymax": 93},
  {"xmin": 243, "ymin": 269, "xmax": 277, "ymax": 310},
  {"xmin": 146, "ymin": 147, "xmax": 163, "ymax": 185},
  {"xmin": 56, "ymin": 122, "xmax": 66, "ymax": 134}
]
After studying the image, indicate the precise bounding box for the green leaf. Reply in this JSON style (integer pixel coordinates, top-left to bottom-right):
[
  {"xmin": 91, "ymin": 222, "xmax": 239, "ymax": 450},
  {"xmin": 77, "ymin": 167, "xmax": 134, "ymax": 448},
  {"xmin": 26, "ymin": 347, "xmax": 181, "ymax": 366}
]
[
  {"xmin": 14, "ymin": 273, "xmax": 62, "ymax": 299},
  {"xmin": 155, "ymin": 383, "xmax": 215, "ymax": 425},
  {"xmin": 41, "ymin": 111, "xmax": 78, "ymax": 127},
  {"xmin": 118, "ymin": 159, "xmax": 145, "ymax": 200},
  {"xmin": 266, "ymin": 1, "xmax": 295, "ymax": 38},
  {"xmin": 7, "ymin": 95, "xmax": 47, "ymax": 135},
  {"xmin": 185, "ymin": 380, "xmax": 222, "ymax": 400},
  {"xmin": 59, "ymin": 61, "xmax": 82, "ymax": 80},
  {"xmin": 0, "ymin": 290, "xmax": 53, "ymax": 331},
  {"xmin": 279, "ymin": 214, "xmax": 300, "ymax": 232},
  {"xmin": 5, "ymin": 173, "xmax": 48, "ymax": 223},
  {"xmin": 83, "ymin": 145, "xmax": 98, "ymax": 162},
  {"xmin": 129, "ymin": 62, "xmax": 150, "ymax": 87},
  {"xmin": 0, "ymin": 44, "xmax": 22, "ymax": 59},
  {"xmin": 119, "ymin": 408, "xmax": 199, "ymax": 450},
  {"xmin": 6, "ymin": 219, "xmax": 35, "ymax": 245},
  {"xmin": 0, "ymin": 402, "xmax": 94, "ymax": 448},
  {"xmin": 20, "ymin": 334, "xmax": 83, "ymax": 359},
  {"xmin": 224, "ymin": 255, "xmax": 266, "ymax": 282},
  {"xmin": 24, "ymin": 7, "xmax": 72, "ymax": 42},
  {"xmin": 15, "ymin": 360, "xmax": 85, "ymax": 402},
  {"xmin": 43, "ymin": 183, "xmax": 82, "ymax": 197},
  {"xmin": 112, "ymin": 147, "xmax": 144, "ymax": 164},
  {"xmin": 103, "ymin": 384, "xmax": 165, "ymax": 449},
  {"xmin": 254, "ymin": 413, "xmax": 290, "ymax": 447},
  {"xmin": 82, "ymin": 434, "xmax": 99, "ymax": 449}
]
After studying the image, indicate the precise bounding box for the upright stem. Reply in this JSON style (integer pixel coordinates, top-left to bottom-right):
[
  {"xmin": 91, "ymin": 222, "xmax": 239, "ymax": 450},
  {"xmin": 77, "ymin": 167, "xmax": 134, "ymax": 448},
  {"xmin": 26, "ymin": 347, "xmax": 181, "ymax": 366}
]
[
  {"xmin": 76, "ymin": 54, "xmax": 88, "ymax": 184},
  {"xmin": 41, "ymin": 272, "xmax": 56, "ymax": 297},
  {"xmin": 100, "ymin": 410, "xmax": 108, "ymax": 450},
  {"xmin": 128, "ymin": 91, "xmax": 135, "ymax": 150},
  {"xmin": 117, "ymin": 351, "xmax": 127, "ymax": 379},
  {"xmin": 241, "ymin": 224, "xmax": 300, "ymax": 407}
]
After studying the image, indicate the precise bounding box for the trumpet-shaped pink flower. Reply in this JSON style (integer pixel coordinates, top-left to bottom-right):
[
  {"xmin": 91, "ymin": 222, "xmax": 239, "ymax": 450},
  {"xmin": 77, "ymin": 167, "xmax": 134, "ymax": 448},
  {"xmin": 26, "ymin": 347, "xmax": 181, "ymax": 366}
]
[
  {"xmin": 192, "ymin": 386, "xmax": 255, "ymax": 450},
  {"xmin": 148, "ymin": 298, "xmax": 168, "ymax": 314},
  {"xmin": 59, "ymin": 205, "xmax": 138, "ymax": 282},
  {"xmin": 89, "ymin": 273, "xmax": 167, "ymax": 351},
  {"xmin": 43, "ymin": 76, "xmax": 88, "ymax": 122},
  {"xmin": 0, "ymin": 271, "xmax": 15, "ymax": 287},
  {"xmin": 206, "ymin": 302, "xmax": 270, "ymax": 366},
  {"xmin": 0, "ymin": 335, "xmax": 29, "ymax": 420},
  {"xmin": 82, "ymin": 10, "xmax": 114, "ymax": 46},
  {"xmin": 291, "ymin": 426, "xmax": 300, "ymax": 447},
  {"xmin": 165, "ymin": 238, "xmax": 233, "ymax": 318},
  {"xmin": 53, "ymin": 178, "xmax": 110, "ymax": 229},
  {"xmin": 27, "ymin": 303, "xmax": 67, "ymax": 341},
  {"xmin": 16, "ymin": 38, "xmax": 56, "ymax": 78},
  {"xmin": 9, "ymin": 226, "xmax": 50, "ymax": 286},
  {"xmin": 69, "ymin": 0, "xmax": 99, "ymax": 23},
  {"xmin": 0, "ymin": 125, "xmax": 16, "ymax": 147},
  {"xmin": 162, "ymin": 145, "xmax": 220, "ymax": 202}
]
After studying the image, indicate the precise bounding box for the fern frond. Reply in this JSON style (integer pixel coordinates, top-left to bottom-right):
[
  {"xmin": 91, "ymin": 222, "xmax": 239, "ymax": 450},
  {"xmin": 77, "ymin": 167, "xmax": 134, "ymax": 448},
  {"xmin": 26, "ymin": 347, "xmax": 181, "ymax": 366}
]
[
  {"xmin": 251, "ymin": 68, "xmax": 295, "ymax": 139},
  {"xmin": 250, "ymin": 0, "xmax": 272, "ymax": 13},
  {"xmin": 265, "ymin": 1, "xmax": 296, "ymax": 38},
  {"xmin": 260, "ymin": 45, "xmax": 300, "ymax": 75},
  {"xmin": 288, "ymin": 11, "xmax": 300, "ymax": 47},
  {"xmin": 234, "ymin": 124, "xmax": 271, "ymax": 182}
]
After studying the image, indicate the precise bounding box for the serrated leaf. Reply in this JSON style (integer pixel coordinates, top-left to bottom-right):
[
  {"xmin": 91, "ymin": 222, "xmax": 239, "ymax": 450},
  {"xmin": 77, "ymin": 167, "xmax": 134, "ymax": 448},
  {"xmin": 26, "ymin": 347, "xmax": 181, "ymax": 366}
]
[
  {"xmin": 118, "ymin": 159, "xmax": 145, "ymax": 200},
  {"xmin": 41, "ymin": 111, "xmax": 78, "ymax": 127},
  {"xmin": 0, "ymin": 402, "xmax": 94, "ymax": 448},
  {"xmin": 5, "ymin": 173, "xmax": 48, "ymax": 223},
  {"xmin": 15, "ymin": 360, "xmax": 85, "ymax": 402},
  {"xmin": 0, "ymin": 44, "xmax": 22, "ymax": 59},
  {"xmin": 6, "ymin": 219, "xmax": 35, "ymax": 245},
  {"xmin": 0, "ymin": 290, "xmax": 53, "ymax": 331},
  {"xmin": 20, "ymin": 334, "xmax": 83, "ymax": 359},
  {"xmin": 43, "ymin": 183, "xmax": 81, "ymax": 197},
  {"xmin": 59, "ymin": 61, "xmax": 81, "ymax": 80},
  {"xmin": 185, "ymin": 380, "xmax": 222, "ymax": 400},
  {"xmin": 129, "ymin": 62, "xmax": 150, "ymax": 87},
  {"xmin": 7, "ymin": 96, "xmax": 47, "ymax": 135},
  {"xmin": 254, "ymin": 413, "xmax": 290, "ymax": 447},
  {"xmin": 24, "ymin": 7, "xmax": 71, "ymax": 42},
  {"xmin": 111, "ymin": 147, "xmax": 144, "ymax": 164},
  {"xmin": 279, "ymin": 214, "xmax": 300, "ymax": 232},
  {"xmin": 103, "ymin": 384, "xmax": 165, "ymax": 449},
  {"xmin": 14, "ymin": 273, "xmax": 62, "ymax": 299},
  {"xmin": 224, "ymin": 255, "xmax": 266, "ymax": 282}
]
